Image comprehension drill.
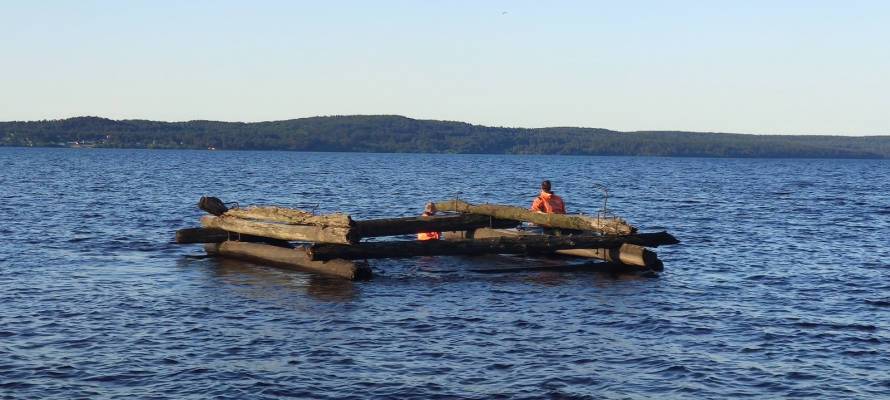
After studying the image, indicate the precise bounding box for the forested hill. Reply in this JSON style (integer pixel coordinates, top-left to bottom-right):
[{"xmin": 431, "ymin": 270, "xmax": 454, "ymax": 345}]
[{"xmin": 2, "ymin": 115, "xmax": 889, "ymax": 159}]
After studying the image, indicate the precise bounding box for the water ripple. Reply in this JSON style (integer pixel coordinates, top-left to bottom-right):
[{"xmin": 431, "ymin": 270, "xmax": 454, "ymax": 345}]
[{"xmin": 1, "ymin": 148, "xmax": 889, "ymax": 399}]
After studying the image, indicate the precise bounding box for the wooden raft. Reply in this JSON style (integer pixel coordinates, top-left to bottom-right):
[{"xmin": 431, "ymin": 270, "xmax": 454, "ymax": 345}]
[{"xmin": 177, "ymin": 197, "xmax": 679, "ymax": 280}]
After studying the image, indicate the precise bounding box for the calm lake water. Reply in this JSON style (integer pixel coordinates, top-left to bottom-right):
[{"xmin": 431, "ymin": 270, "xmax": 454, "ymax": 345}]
[{"xmin": 1, "ymin": 147, "xmax": 888, "ymax": 399}]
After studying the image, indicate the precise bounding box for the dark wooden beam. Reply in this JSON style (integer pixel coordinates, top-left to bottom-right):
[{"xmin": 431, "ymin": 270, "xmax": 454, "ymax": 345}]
[
  {"xmin": 175, "ymin": 227, "xmax": 291, "ymax": 246},
  {"xmin": 354, "ymin": 214, "xmax": 518, "ymax": 238}
]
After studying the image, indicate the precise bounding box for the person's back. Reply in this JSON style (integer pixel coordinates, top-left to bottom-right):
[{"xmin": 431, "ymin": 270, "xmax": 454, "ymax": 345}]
[{"xmin": 530, "ymin": 180, "xmax": 566, "ymax": 214}]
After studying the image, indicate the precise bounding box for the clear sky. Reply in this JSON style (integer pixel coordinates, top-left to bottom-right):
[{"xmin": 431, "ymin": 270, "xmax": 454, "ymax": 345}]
[{"xmin": 1, "ymin": 0, "xmax": 888, "ymax": 135}]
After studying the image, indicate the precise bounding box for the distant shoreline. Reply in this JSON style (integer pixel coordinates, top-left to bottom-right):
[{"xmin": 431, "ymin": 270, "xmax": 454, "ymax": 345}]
[
  {"xmin": 2, "ymin": 115, "xmax": 888, "ymax": 159},
  {"xmin": 6, "ymin": 146, "xmax": 890, "ymax": 161}
]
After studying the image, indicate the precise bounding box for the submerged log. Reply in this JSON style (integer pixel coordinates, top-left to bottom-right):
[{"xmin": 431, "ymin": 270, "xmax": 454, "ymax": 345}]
[
  {"xmin": 224, "ymin": 206, "xmax": 354, "ymax": 228},
  {"xmin": 354, "ymin": 214, "xmax": 518, "ymax": 238},
  {"xmin": 205, "ymin": 241, "xmax": 372, "ymax": 280},
  {"xmin": 175, "ymin": 227, "xmax": 291, "ymax": 246},
  {"xmin": 309, "ymin": 233, "xmax": 676, "ymax": 261},
  {"xmin": 201, "ymin": 215, "xmax": 358, "ymax": 244},
  {"xmin": 433, "ymin": 199, "xmax": 636, "ymax": 235}
]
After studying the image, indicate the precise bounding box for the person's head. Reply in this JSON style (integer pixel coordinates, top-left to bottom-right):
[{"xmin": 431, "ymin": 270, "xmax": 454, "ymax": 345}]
[
  {"xmin": 423, "ymin": 202, "xmax": 437, "ymax": 216},
  {"xmin": 541, "ymin": 180, "xmax": 552, "ymax": 193}
]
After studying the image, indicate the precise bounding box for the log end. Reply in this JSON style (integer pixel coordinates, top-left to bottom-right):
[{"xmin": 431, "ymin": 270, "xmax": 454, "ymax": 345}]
[
  {"xmin": 352, "ymin": 262, "xmax": 373, "ymax": 281},
  {"xmin": 655, "ymin": 231, "xmax": 680, "ymax": 245}
]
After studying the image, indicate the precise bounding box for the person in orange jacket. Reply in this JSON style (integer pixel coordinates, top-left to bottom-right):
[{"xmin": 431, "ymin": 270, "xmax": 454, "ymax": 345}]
[
  {"xmin": 530, "ymin": 180, "xmax": 566, "ymax": 214},
  {"xmin": 417, "ymin": 202, "xmax": 441, "ymax": 241}
]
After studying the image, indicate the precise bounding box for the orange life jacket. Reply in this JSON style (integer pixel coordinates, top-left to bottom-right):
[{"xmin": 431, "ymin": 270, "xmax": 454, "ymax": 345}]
[
  {"xmin": 417, "ymin": 231, "xmax": 441, "ymax": 241},
  {"xmin": 530, "ymin": 191, "xmax": 566, "ymax": 214}
]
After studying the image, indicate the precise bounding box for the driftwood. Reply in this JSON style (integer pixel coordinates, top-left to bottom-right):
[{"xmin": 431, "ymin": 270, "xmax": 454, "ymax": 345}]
[
  {"xmin": 224, "ymin": 206, "xmax": 354, "ymax": 228},
  {"xmin": 201, "ymin": 215, "xmax": 358, "ymax": 244},
  {"xmin": 205, "ymin": 241, "xmax": 371, "ymax": 280},
  {"xmin": 309, "ymin": 233, "xmax": 677, "ymax": 261},
  {"xmin": 354, "ymin": 214, "xmax": 518, "ymax": 238},
  {"xmin": 463, "ymin": 228, "xmax": 663, "ymax": 270},
  {"xmin": 175, "ymin": 227, "xmax": 291, "ymax": 246},
  {"xmin": 433, "ymin": 199, "xmax": 636, "ymax": 235},
  {"xmin": 460, "ymin": 228, "xmax": 678, "ymax": 248}
]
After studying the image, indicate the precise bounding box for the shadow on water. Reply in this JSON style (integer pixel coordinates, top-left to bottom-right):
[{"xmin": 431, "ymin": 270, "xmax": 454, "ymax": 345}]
[
  {"xmin": 365, "ymin": 254, "xmax": 658, "ymax": 286},
  {"xmin": 456, "ymin": 254, "xmax": 657, "ymax": 278}
]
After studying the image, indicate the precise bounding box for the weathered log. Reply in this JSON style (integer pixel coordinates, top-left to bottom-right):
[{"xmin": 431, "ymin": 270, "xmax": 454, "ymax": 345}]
[
  {"xmin": 201, "ymin": 215, "xmax": 358, "ymax": 244},
  {"xmin": 445, "ymin": 228, "xmax": 666, "ymax": 270},
  {"xmin": 354, "ymin": 214, "xmax": 518, "ymax": 238},
  {"xmin": 309, "ymin": 233, "xmax": 676, "ymax": 261},
  {"xmin": 557, "ymin": 246, "xmax": 663, "ymax": 271},
  {"xmin": 433, "ymin": 199, "xmax": 636, "ymax": 235},
  {"xmin": 175, "ymin": 227, "xmax": 291, "ymax": 246},
  {"xmin": 205, "ymin": 241, "xmax": 371, "ymax": 280},
  {"xmin": 224, "ymin": 206, "xmax": 354, "ymax": 228},
  {"xmin": 462, "ymin": 227, "xmax": 678, "ymax": 247}
]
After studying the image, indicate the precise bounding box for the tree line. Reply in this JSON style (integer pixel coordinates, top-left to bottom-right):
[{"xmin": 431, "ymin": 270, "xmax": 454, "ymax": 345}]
[{"xmin": 1, "ymin": 115, "xmax": 888, "ymax": 158}]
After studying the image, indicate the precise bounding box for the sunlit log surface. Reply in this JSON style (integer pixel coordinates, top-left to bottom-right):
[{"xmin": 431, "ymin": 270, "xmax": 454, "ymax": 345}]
[{"xmin": 433, "ymin": 199, "xmax": 636, "ymax": 235}]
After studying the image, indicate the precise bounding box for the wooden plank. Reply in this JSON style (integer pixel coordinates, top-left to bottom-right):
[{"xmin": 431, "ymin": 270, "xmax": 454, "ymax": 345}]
[
  {"xmin": 354, "ymin": 214, "xmax": 518, "ymax": 238},
  {"xmin": 433, "ymin": 199, "xmax": 636, "ymax": 235},
  {"xmin": 205, "ymin": 241, "xmax": 371, "ymax": 280},
  {"xmin": 177, "ymin": 227, "xmax": 231, "ymax": 243},
  {"xmin": 224, "ymin": 206, "xmax": 354, "ymax": 228},
  {"xmin": 308, "ymin": 233, "xmax": 676, "ymax": 261},
  {"xmin": 201, "ymin": 215, "xmax": 358, "ymax": 244}
]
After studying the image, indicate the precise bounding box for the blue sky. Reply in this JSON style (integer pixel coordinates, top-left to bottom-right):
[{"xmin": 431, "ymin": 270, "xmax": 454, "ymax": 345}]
[{"xmin": 1, "ymin": 0, "xmax": 888, "ymax": 134}]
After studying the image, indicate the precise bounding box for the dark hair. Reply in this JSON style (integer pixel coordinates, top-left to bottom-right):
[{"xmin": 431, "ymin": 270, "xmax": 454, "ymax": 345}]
[{"xmin": 541, "ymin": 180, "xmax": 552, "ymax": 193}]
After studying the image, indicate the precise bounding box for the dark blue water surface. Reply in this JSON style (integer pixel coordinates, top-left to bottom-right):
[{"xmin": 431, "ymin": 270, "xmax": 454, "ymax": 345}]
[{"xmin": 1, "ymin": 147, "xmax": 888, "ymax": 399}]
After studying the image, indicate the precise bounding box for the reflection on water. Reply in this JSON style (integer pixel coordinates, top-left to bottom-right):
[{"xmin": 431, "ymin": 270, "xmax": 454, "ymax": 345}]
[
  {"xmin": 193, "ymin": 253, "xmax": 647, "ymax": 303},
  {"xmin": 207, "ymin": 257, "xmax": 360, "ymax": 303}
]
